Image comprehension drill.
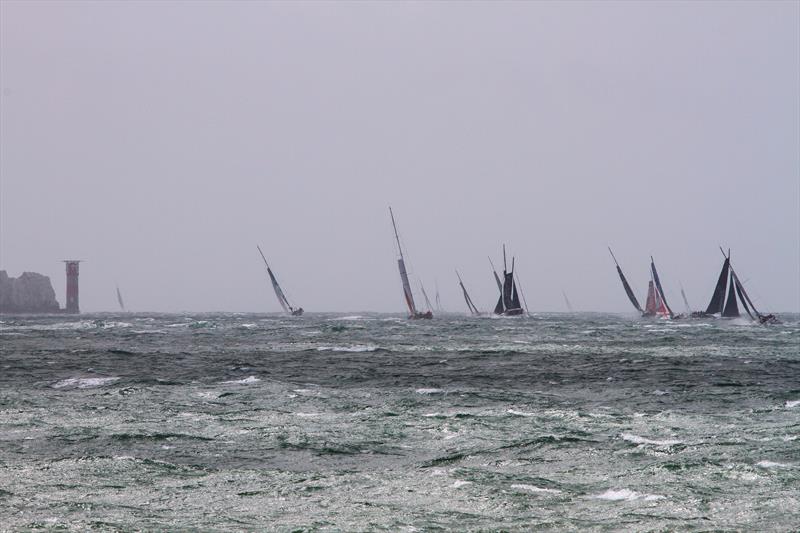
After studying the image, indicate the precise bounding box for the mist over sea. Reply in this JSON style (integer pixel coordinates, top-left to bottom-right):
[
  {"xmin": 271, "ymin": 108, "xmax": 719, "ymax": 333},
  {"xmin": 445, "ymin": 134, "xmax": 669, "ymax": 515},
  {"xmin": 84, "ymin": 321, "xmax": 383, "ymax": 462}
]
[{"xmin": 1, "ymin": 312, "xmax": 798, "ymax": 530}]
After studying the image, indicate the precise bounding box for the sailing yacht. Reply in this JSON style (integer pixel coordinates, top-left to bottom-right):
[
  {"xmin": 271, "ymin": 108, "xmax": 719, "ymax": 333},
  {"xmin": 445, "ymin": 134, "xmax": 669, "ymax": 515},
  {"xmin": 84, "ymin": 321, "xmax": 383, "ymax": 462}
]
[
  {"xmin": 698, "ymin": 249, "xmax": 777, "ymax": 323},
  {"xmin": 257, "ymin": 246, "xmax": 304, "ymax": 316},
  {"xmin": 490, "ymin": 245, "xmax": 524, "ymax": 316},
  {"xmin": 456, "ymin": 270, "xmax": 480, "ymax": 316},
  {"xmin": 609, "ymin": 248, "xmax": 675, "ymax": 318},
  {"xmin": 116, "ymin": 285, "xmax": 126, "ymax": 312},
  {"xmin": 389, "ymin": 208, "xmax": 432, "ymax": 319}
]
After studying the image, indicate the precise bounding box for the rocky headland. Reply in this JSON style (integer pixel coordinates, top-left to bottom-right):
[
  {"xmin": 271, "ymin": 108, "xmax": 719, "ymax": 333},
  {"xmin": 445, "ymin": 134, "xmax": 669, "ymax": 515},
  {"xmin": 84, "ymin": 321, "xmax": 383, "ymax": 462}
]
[{"xmin": 0, "ymin": 271, "xmax": 61, "ymax": 313}]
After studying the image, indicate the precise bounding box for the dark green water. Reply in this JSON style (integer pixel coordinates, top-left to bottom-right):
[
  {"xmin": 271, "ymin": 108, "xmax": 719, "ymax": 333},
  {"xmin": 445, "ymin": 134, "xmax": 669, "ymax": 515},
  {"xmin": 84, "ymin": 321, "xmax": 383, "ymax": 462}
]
[{"xmin": 1, "ymin": 313, "xmax": 798, "ymax": 530}]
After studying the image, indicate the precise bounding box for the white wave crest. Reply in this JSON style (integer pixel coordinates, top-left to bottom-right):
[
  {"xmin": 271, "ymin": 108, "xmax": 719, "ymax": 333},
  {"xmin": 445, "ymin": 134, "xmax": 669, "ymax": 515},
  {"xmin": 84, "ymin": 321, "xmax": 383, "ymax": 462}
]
[
  {"xmin": 594, "ymin": 488, "xmax": 664, "ymax": 501},
  {"xmin": 416, "ymin": 388, "xmax": 443, "ymax": 394},
  {"xmin": 511, "ymin": 484, "xmax": 561, "ymax": 494},
  {"xmin": 622, "ymin": 433, "xmax": 683, "ymax": 446},
  {"xmin": 785, "ymin": 400, "xmax": 800, "ymax": 409},
  {"xmin": 757, "ymin": 460, "xmax": 791, "ymax": 469},
  {"xmin": 221, "ymin": 376, "xmax": 260, "ymax": 384},
  {"xmin": 452, "ymin": 480, "xmax": 472, "ymax": 488},
  {"xmin": 508, "ymin": 409, "xmax": 536, "ymax": 417},
  {"xmin": 52, "ymin": 377, "xmax": 119, "ymax": 389},
  {"xmin": 317, "ymin": 345, "xmax": 377, "ymax": 352}
]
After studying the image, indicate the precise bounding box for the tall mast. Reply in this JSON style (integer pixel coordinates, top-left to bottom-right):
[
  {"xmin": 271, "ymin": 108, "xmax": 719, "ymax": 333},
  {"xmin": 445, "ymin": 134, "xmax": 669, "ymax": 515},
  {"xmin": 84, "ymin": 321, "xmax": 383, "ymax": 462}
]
[
  {"xmin": 257, "ymin": 245, "xmax": 270, "ymax": 270},
  {"xmin": 389, "ymin": 206, "xmax": 404, "ymax": 260},
  {"xmin": 488, "ymin": 257, "xmax": 503, "ymax": 293}
]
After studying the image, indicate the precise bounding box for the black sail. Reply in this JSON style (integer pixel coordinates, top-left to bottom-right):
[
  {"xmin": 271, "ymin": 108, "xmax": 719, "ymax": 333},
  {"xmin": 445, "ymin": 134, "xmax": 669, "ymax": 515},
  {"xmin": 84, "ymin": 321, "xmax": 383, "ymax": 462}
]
[
  {"xmin": 650, "ymin": 259, "xmax": 674, "ymax": 318},
  {"xmin": 615, "ymin": 265, "xmax": 643, "ymax": 313},
  {"xmin": 705, "ymin": 258, "xmax": 730, "ymax": 315},
  {"xmin": 731, "ymin": 269, "xmax": 760, "ymax": 320},
  {"xmin": 502, "ymin": 271, "xmax": 515, "ymax": 310},
  {"xmin": 494, "ymin": 294, "xmax": 504, "ymax": 315},
  {"xmin": 734, "ymin": 278, "xmax": 755, "ymax": 320},
  {"xmin": 510, "ymin": 279, "xmax": 522, "ymax": 310},
  {"xmin": 722, "ymin": 277, "xmax": 740, "ymax": 317}
]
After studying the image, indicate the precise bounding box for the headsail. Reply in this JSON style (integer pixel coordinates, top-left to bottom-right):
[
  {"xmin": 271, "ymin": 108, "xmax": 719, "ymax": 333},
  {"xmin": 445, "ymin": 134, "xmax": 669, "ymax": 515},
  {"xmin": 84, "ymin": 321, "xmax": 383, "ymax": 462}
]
[
  {"xmin": 434, "ymin": 280, "xmax": 442, "ymax": 312},
  {"xmin": 456, "ymin": 270, "xmax": 480, "ymax": 316},
  {"xmin": 644, "ymin": 281, "xmax": 657, "ymax": 315},
  {"xmin": 721, "ymin": 277, "xmax": 740, "ymax": 317},
  {"xmin": 680, "ymin": 284, "xmax": 692, "ymax": 314},
  {"xmin": 650, "ymin": 257, "xmax": 674, "ymax": 318},
  {"xmin": 730, "ymin": 268, "xmax": 760, "ymax": 320},
  {"xmin": 608, "ymin": 248, "xmax": 644, "ymax": 313},
  {"xmin": 116, "ymin": 285, "xmax": 126, "ymax": 312},
  {"xmin": 732, "ymin": 274, "xmax": 755, "ymax": 320},
  {"xmin": 420, "ymin": 282, "xmax": 434, "ymax": 313}
]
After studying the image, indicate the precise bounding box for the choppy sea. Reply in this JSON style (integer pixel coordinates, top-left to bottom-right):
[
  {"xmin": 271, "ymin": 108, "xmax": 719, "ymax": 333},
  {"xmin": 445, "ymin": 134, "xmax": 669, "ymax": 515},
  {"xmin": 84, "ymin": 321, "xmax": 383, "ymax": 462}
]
[{"xmin": 0, "ymin": 312, "xmax": 798, "ymax": 531}]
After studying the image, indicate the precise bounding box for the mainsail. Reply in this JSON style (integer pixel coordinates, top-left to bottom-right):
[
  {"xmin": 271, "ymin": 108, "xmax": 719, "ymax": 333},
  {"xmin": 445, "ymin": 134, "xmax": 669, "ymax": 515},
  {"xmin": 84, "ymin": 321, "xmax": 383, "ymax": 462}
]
[
  {"xmin": 389, "ymin": 207, "xmax": 431, "ymax": 319},
  {"xmin": 705, "ymin": 256, "xmax": 730, "ymax": 315},
  {"xmin": 257, "ymin": 245, "xmax": 302, "ymax": 315},
  {"xmin": 608, "ymin": 247, "xmax": 644, "ymax": 313},
  {"xmin": 116, "ymin": 285, "xmax": 126, "ymax": 312},
  {"xmin": 456, "ymin": 270, "xmax": 480, "ymax": 315}
]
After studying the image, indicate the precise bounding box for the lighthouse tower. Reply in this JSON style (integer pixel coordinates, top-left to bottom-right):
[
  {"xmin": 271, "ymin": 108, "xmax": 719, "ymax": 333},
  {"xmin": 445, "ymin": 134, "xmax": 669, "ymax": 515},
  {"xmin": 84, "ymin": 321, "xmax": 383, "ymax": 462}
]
[{"xmin": 63, "ymin": 260, "xmax": 81, "ymax": 314}]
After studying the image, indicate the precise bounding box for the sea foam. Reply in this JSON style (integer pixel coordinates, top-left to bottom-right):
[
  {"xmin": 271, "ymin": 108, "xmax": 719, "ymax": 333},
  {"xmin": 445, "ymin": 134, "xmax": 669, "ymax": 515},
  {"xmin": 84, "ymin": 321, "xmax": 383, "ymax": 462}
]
[
  {"xmin": 593, "ymin": 488, "xmax": 664, "ymax": 501},
  {"xmin": 52, "ymin": 377, "xmax": 120, "ymax": 389}
]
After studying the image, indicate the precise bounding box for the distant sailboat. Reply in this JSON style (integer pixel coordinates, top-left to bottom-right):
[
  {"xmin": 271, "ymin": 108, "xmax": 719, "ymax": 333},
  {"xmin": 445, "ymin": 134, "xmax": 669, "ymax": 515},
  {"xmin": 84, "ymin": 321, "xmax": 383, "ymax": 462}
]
[
  {"xmin": 648, "ymin": 256, "xmax": 674, "ymax": 318},
  {"xmin": 257, "ymin": 245, "xmax": 304, "ymax": 316},
  {"xmin": 116, "ymin": 285, "xmax": 126, "ymax": 312},
  {"xmin": 389, "ymin": 208, "xmax": 432, "ymax": 319},
  {"xmin": 562, "ymin": 290, "xmax": 574, "ymax": 313},
  {"xmin": 608, "ymin": 247, "xmax": 645, "ymax": 314},
  {"xmin": 701, "ymin": 248, "xmax": 776, "ymax": 323},
  {"xmin": 434, "ymin": 280, "xmax": 442, "ymax": 312},
  {"xmin": 456, "ymin": 269, "xmax": 480, "ymax": 316},
  {"xmin": 609, "ymin": 248, "xmax": 674, "ymax": 318},
  {"xmin": 420, "ymin": 282, "xmax": 435, "ymax": 313},
  {"xmin": 491, "ymin": 245, "xmax": 524, "ymax": 316},
  {"xmin": 680, "ymin": 283, "xmax": 692, "ymax": 315}
]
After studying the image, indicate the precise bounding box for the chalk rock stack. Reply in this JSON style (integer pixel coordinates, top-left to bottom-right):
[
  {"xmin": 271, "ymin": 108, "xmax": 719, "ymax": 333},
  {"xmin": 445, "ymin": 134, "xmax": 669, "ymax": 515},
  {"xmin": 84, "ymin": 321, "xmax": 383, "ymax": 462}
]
[{"xmin": 0, "ymin": 271, "xmax": 61, "ymax": 313}]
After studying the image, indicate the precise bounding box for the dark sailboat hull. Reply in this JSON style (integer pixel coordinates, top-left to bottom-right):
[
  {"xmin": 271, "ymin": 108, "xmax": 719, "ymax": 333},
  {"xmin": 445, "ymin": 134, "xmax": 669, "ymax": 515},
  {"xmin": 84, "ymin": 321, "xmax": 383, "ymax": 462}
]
[
  {"xmin": 410, "ymin": 311, "xmax": 433, "ymax": 320},
  {"xmin": 503, "ymin": 308, "xmax": 524, "ymax": 316}
]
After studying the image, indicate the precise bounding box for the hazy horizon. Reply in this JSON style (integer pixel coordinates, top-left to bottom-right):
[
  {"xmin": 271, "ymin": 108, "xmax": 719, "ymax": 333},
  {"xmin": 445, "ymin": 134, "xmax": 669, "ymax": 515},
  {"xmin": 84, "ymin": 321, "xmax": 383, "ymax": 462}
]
[{"xmin": 1, "ymin": 1, "xmax": 798, "ymax": 313}]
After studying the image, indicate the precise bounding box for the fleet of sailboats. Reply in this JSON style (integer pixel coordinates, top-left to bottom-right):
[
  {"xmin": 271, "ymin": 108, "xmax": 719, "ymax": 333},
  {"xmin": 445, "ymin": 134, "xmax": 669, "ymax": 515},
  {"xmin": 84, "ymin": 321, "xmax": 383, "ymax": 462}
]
[
  {"xmin": 609, "ymin": 246, "xmax": 777, "ymax": 324},
  {"xmin": 249, "ymin": 234, "xmax": 777, "ymax": 324}
]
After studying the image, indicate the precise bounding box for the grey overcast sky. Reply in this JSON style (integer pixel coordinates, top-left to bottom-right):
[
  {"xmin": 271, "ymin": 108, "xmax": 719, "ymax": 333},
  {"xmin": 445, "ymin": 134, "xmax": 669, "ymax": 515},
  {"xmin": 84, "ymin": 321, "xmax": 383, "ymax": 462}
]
[{"xmin": 1, "ymin": 1, "xmax": 798, "ymax": 313}]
